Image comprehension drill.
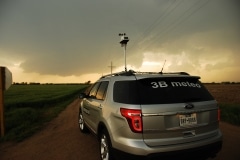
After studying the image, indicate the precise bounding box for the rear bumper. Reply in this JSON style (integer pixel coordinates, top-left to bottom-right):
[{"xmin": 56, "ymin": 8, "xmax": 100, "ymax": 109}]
[
  {"xmin": 147, "ymin": 140, "xmax": 222, "ymax": 159},
  {"xmin": 113, "ymin": 140, "xmax": 222, "ymax": 160},
  {"xmin": 112, "ymin": 130, "xmax": 222, "ymax": 160}
]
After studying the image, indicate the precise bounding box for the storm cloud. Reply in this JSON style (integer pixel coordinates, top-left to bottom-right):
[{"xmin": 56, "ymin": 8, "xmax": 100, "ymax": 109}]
[{"xmin": 0, "ymin": 0, "xmax": 239, "ymax": 82}]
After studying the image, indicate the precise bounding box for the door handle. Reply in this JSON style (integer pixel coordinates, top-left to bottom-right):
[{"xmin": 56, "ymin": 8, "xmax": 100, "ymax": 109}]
[{"xmin": 98, "ymin": 104, "xmax": 102, "ymax": 109}]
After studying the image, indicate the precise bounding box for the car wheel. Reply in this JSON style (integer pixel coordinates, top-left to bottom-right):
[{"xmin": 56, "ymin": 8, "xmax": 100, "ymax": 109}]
[
  {"xmin": 78, "ymin": 109, "xmax": 88, "ymax": 133},
  {"xmin": 100, "ymin": 129, "xmax": 114, "ymax": 160}
]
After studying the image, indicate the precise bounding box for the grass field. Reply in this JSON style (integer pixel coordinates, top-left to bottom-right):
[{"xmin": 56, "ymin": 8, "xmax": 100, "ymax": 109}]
[
  {"xmin": 4, "ymin": 84, "xmax": 88, "ymax": 110},
  {"xmin": 204, "ymin": 84, "xmax": 240, "ymax": 126},
  {"xmin": 1, "ymin": 84, "xmax": 89, "ymax": 141},
  {"xmin": 204, "ymin": 84, "xmax": 240, "ymax": 104}
]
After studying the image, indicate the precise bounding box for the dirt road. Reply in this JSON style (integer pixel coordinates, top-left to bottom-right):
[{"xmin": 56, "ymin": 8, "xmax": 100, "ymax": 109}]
[{"xmin": 0, "ymin": 99, "xmax": 240, "ymax": 160}]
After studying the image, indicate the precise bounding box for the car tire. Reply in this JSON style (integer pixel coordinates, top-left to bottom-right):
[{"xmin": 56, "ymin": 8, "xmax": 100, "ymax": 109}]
[
  {"xmin": 99, "ymin": 129, "xmax": 114, "ymax": 160},
  {"xmin": 78, "ymin": 109, "xmax": 89, "ymax": 133}
]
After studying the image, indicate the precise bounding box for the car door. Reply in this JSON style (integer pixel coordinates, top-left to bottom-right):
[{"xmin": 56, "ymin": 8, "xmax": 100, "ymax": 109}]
[
  {"xmin": 90, "ymin": 81, "xmax": 109, "ymax": 132},
  {"xmin": 82, "ymin": 82, "xmax": 101, "ymax": 131},
  {"xmin": 82, "ymin": 81, "xmax": 109, "ymax": 133}
]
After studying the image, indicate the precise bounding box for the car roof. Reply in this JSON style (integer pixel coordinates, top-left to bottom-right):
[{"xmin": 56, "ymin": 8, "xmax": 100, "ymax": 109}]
[{"xmin": 99, "ymin": 70, "xmax": 200, "ymax": 81}]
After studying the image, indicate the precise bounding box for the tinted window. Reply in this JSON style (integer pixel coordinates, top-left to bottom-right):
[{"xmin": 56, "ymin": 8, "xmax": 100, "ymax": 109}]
[
  {"xmin": 89, "ymin": 82, "xmax": 101, "ymax": 98},
  {"xmin": 84, "ymin": 84, "xmax": 94, "ymax": 95},
  {"xmin": 113, "ymin": 80, "xmax": 139, "ymax": 104},
  {"xmin": 96, "ymin": 81, "xmax": 109, "ymax": 100},
  {"xmin": 113, "ymin": 77, "xmax": 214, "ymax": 104}
]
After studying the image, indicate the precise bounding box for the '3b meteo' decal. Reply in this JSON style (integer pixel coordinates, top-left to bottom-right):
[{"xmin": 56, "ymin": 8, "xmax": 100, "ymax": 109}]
[{"xmin": 151, "ymin": 81, "xmax": 201, "ymax": 88}]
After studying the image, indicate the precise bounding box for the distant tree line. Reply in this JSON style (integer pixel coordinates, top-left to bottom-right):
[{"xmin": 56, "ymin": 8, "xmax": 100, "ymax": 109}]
[
  {"xmin": 203, "ymin": 82, "xmax": 240, "ymax": 84},
  {"xmin": 12, "ymin": 81, "xmax": 240, "ymax": 85},
  {"xmin": 12, "ymin": 81, "xmax": 92, "ymax": 85}
]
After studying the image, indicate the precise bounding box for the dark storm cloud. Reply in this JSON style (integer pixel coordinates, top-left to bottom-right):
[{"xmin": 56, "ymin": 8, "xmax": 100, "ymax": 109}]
[
  {"xmin": 133, "ymin": 0, "xmax": 240, "ymax": 75},
  {"xmin": 135, "ymin": 0, "xmax": 240, "ymax": 52},
  {"xmin": 0, "ymin": 0, "xmax": 239, "ymax": 77},
  {"xmin": 0, "ymin": 0, "xmax": 158, "ymax": 75}
]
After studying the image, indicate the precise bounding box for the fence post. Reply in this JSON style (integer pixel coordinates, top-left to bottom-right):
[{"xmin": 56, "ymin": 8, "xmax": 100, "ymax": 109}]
[{"xmin": 0, "ymin": 67, "xmax": 5, "ymax": 137}]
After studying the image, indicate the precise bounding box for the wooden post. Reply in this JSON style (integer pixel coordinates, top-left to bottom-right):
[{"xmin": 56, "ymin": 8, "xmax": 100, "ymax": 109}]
[{"xmin": 0, "ymin": 67, "xmax": 5, "ymax": 137}]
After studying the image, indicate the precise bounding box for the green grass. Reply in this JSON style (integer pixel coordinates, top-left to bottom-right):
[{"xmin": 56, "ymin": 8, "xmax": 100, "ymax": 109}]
[
  {"xmin": 219, "ymin": 104, "xmax": 240, "ymax": 126},
  {"xmin": 4, "ymin": 84, "xmax": 88, "ymax": 110},
  {"xmin": 1, "ymin": 84, "xmax": 89, "ymax": 142}
]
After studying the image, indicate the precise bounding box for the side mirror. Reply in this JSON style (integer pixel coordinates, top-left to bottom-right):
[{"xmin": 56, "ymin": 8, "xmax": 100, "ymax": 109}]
[{"xmin": 79, "ymin": 93, "xmax": 87, "ymax": 99}]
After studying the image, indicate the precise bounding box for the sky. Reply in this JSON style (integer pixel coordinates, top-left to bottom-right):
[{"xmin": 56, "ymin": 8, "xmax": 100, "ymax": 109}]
[{"xmin": 0, "ymin": 0, "xmax": 240, "ymax": 83}]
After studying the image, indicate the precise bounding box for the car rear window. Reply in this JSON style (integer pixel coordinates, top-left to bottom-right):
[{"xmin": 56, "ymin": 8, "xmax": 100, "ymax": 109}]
[{"xmin": 113, "ymin": 77, "xmax": 214, "ymax": 104}]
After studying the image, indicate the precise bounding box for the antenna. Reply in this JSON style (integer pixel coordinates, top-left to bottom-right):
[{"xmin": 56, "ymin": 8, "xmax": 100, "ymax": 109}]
[
  {"xmin": 160, "ymin": 60, "xmax": 166, "ymax": 74},
  {"xmin": 119, "ymin": 33, "xmax": 129, "ymax": 72}
]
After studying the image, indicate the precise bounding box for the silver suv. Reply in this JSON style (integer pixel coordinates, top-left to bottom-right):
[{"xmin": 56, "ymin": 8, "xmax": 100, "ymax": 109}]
[{"xmin": 78, "ymin": 70, "xmax": 222, "ymax": 160}]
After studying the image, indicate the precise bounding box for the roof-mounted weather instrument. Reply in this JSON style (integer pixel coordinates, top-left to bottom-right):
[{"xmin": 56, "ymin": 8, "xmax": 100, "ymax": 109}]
[{"xmin": 119, "ymin": 33, "xmax": 129, "ymax": 72}]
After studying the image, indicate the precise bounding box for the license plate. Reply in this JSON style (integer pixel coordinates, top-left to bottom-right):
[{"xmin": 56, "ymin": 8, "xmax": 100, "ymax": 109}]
[{"xmin": 179, "ymin": 113, "xmax": 197, "ymax": 126}]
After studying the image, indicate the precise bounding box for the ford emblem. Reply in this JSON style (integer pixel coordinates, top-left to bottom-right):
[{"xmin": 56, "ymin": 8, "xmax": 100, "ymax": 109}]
[{"xmin": 185, "ymin": 104, "xmax": 194, "ymax": 109}]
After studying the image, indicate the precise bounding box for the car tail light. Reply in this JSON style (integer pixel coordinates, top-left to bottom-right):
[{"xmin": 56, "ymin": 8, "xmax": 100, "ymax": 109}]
[{"xmin": 120, "ymin": 108, "xmax": 142, "ymax": 133}]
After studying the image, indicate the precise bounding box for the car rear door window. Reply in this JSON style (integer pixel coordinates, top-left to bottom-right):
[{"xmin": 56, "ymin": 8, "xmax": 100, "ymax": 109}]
[{"xmin": 113, "ymin": 81, "xmax": 139, "ymax": 104}]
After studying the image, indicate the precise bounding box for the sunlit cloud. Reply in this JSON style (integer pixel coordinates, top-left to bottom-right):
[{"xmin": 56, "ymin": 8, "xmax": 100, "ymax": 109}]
[{"xmin": 142, "ymin": 61, "xmax": 161, "ymax": 66}]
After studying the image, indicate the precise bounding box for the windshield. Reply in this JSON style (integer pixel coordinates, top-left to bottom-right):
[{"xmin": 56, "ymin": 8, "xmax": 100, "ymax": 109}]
[{"xmin": 113, "ymin": 77, "xmax": 214, "ymax": 104}]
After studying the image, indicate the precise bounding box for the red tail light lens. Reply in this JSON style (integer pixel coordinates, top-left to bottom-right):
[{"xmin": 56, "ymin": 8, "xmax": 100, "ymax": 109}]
[{"xmin": 120, "ymin": 108, "xmax": 142, "ymax": 133}]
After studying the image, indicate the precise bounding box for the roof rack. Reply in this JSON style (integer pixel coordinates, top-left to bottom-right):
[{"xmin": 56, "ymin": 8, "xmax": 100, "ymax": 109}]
[
  {"xmin": 132, "ymin": 71, "xmax": 189, "ymax": 75},
  {"xmin": 101, "ymin": 70, "xmax": 190, "ymax": 79},
  {"xmin": 161, "ymin": 72, "xmax": 190, "ymax": 75},
  {"xmin": 101, "ymin": 70, "xmax": 135, "ymax": 78}
]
